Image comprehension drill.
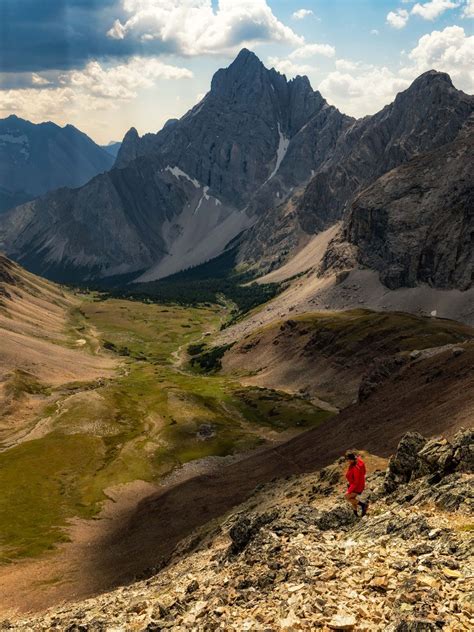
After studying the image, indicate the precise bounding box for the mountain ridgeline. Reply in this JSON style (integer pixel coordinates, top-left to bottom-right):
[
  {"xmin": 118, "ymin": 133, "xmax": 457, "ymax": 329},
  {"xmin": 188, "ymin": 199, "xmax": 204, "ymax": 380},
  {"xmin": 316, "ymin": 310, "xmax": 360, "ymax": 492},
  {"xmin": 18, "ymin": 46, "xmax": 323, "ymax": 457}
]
[
  {"xmin": 0, "ymin": 116, "xmax": 114, "ymax": 213},
  {"xmin": 0, "ymin": 50, "xmax": 472, "ymax": 293}
]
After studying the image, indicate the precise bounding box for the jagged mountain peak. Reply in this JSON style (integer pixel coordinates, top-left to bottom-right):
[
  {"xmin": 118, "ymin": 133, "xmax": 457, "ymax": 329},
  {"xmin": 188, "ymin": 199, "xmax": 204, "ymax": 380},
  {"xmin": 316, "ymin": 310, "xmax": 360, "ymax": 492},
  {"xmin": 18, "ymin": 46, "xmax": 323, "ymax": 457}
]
[
  {"xmin": 122, "ymin": 126, "xmax": 140, "ymax": 141},
  {"xmin": 288, "ymin": 74, "xmax": 312, "ymax": 89},
  {"xmin": 231, "ymin": 47, "xmax": 262, "ymax": 68},
  {"xmin": 210, "ymin": 49, "xmax": 316, "ymax": 104},
  {"xmin": 115, "ymin": 126, "xmax": 142, "ymax": 166},
  {"xmin": 210, "ymin": 48, "xmax": 271, "ymax": 97}
]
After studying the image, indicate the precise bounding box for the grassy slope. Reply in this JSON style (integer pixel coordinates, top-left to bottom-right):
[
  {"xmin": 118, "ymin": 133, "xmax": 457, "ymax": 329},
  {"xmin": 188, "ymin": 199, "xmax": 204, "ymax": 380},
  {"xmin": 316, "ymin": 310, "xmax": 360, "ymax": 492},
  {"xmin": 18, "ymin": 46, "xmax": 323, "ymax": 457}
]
[{"xmin": 0, "ymin": 297, "xmax": 332, "ymax": 563}]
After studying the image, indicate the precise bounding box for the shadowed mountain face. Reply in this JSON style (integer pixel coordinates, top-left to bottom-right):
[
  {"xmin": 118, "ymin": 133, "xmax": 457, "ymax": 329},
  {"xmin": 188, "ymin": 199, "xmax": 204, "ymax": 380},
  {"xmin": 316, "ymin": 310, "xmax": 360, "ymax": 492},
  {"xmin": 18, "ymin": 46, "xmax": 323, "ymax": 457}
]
[
  {"xmin": 0, "ymin": 116, "xmax": 114, "ymax": 213},
  {"xmin": 0, "ymin": 51, "xmax": 473, "ymax": 286},
  {"xmin": 115, "ymin": 49, "xmax": 350, "ymax": 210},
  {"xmin": 340, "ymin": 116, "xmax": 474, "ymax": 291}
]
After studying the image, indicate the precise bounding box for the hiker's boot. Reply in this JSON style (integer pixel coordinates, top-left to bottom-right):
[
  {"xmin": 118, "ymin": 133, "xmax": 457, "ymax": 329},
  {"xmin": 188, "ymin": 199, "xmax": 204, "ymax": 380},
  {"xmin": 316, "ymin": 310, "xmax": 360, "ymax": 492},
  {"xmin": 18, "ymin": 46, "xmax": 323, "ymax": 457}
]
[{"xmin": 359, "ymin": 501, "xmax": 369, "ymax": 517}]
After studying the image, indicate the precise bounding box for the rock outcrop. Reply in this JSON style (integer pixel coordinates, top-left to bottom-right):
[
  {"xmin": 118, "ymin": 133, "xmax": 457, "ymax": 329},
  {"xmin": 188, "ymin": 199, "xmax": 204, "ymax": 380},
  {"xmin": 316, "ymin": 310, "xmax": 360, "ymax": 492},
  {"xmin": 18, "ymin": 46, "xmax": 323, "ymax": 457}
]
[
  {"xmin": 299, "ymin": 71, "xmax": 473, "ymax": 232},
  {"xmin": 7, "ymin": 431, "xmax": 473, "ymax": 630},
  {"xmin": 341, "ymin": 116, "xmax": 474, "ymax": 290}
]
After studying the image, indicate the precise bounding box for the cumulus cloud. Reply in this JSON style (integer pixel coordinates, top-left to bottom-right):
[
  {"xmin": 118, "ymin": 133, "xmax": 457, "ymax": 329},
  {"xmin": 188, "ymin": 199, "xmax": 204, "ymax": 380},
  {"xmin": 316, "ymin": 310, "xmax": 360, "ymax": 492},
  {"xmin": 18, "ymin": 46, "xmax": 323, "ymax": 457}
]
[
  {"xmin": 267, "ymin": 57, "xmax": 313, "ymax": 76},
  {"xmin": 318, "ymin": 26, "xmax": 474, "ymax": 117},
  {"xmin": 107, "ymin": 0, "xmax": 303, "ymax": 55},
  {"xmin": 319, "ymin": 67, "xmax": 410, "ymax": 116},
  {"xmin": 387, "ymin": 0, "xmax": 460, "ymax": 29},
  {"xmin": 403, "ymin": 25, "xmax": 474, "ymax": 90},
  {"xmin": 335, "ymin": 59, "xmax": 362, "ymax": 72},
  {"xmin": 411, "ymin": 0, "xmax": 460, "ymax": 20},
  {"xmin": 462, "ymin": 0, "xmax": 474, "ymax": 16},
  {"xmin": 67, "ymin": 57, "xmax": 192, "ymax": 99},
  {"xmin": 371, "ymin": 29, "xmax": 380, "ymax": 35},
  {"xmin": 386, "ymin": 8, "xmax": 410, "ymax": 28},
  {"xmin": 0, "ymin": 57, "xmax": 192, "ymax": 121},
  {"xmin": 292, "ymin": 9, "xmax": 314, "ymax": 20},
  {"xmin": 289, "ymin": 43, "xmax": 336, "ymax": 59}
]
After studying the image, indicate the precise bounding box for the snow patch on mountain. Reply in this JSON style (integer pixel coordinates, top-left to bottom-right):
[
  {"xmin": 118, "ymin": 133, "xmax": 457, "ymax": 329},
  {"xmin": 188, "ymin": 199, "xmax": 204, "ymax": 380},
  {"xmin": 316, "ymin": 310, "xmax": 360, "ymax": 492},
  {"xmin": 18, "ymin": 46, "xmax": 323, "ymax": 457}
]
[
  {"xmin": 265, "ymin": 124, "xmax": 289, "ymax": 183},
  {"xmin": 194, "ymin": 186, "xmax": 211, "ymax": 214},
  {"xmin": 165, "ymin": 166, "xmax": 200, "ymax": 188}
]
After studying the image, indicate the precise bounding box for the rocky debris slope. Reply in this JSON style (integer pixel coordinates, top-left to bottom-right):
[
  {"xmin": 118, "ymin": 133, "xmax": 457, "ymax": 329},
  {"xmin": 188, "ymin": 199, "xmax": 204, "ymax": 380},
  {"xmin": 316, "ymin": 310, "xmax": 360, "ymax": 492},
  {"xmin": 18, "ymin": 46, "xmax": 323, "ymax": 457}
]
[
  {"xmin": 7, "ymin": 430, "xmax": 473, "ymax": 631},
  {"xmin": 0, "ymin": 115, "xmax": 114, "ymax": 213}
]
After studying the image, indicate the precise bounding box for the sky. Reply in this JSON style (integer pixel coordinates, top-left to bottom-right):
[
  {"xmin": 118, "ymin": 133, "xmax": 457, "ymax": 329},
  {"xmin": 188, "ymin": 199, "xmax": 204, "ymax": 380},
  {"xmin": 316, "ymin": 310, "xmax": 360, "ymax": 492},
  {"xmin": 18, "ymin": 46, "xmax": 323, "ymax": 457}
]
[{"xmin": 0, "ymin": 0, "xmax": 473, "ymax": 144}]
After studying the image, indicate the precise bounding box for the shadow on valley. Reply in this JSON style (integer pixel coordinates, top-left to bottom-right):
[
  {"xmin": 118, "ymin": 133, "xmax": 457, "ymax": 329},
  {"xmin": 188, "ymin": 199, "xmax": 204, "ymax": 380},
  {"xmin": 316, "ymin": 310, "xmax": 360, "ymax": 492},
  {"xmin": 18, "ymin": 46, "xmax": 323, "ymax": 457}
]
[{"xmin": 71, "ymin": 341, "xmax": 474, "ymax": 597}]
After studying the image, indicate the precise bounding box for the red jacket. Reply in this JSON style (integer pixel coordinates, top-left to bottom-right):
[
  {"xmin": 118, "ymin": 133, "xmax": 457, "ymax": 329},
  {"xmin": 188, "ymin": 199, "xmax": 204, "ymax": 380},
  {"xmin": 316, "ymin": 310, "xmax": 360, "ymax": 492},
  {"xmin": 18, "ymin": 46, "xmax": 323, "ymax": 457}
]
[{"xmin": 346, "ymin": 457, "xmax": 366, "ymax": 494}]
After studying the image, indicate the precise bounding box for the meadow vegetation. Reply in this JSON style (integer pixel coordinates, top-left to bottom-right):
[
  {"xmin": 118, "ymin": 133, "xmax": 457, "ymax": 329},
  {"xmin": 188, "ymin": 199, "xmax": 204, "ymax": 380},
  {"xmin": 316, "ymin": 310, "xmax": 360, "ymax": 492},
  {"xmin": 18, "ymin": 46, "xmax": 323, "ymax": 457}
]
[{"xmin": 0, "ymin": 295, "xmax": 331, "ymax": 563}]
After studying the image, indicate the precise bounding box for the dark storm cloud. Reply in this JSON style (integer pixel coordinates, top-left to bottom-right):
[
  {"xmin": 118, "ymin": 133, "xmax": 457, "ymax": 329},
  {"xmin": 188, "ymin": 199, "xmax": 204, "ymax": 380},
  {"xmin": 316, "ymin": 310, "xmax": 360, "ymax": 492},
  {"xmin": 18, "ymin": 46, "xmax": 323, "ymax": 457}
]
[{"xmin": 0, "ymin": 0, "xmax": 173, "ymax": 74}]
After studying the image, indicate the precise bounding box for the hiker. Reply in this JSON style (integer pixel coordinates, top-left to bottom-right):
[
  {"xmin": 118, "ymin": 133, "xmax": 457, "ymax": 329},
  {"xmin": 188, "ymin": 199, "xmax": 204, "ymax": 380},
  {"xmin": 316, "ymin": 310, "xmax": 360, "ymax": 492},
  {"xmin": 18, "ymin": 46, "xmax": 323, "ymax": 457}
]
[{"xmin": 344, "ymin": 451, "xmax": 368, "ymax": 517}]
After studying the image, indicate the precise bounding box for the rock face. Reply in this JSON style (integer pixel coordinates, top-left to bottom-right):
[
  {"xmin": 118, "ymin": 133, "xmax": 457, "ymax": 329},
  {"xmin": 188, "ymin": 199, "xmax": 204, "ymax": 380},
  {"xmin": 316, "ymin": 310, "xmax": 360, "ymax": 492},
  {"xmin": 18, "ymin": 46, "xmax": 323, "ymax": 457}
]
[
  {"xmin": 244, "ymin": 71, "xmax": 474, "ymax": 275},
  {"xmin": 8, "ymin": 433, "xmax": 473, "ymax": 630},
  {"xmin": 116, "ymin": 49, "xmax": 350, "ymax": 209},
  {"xmin": 0, "ymin": 115, "xmax": 114, "ymax": 213},
  {"xmin": 342, "ymin": 117, "xmax": 474, "ymax": 290},
  {"xmin": 299, "ymin": 72, "xmax": 473, "ymax": 231},
  {"xmin": 0, "ymin": 155, "xmax": 189, "ymax": 281}
]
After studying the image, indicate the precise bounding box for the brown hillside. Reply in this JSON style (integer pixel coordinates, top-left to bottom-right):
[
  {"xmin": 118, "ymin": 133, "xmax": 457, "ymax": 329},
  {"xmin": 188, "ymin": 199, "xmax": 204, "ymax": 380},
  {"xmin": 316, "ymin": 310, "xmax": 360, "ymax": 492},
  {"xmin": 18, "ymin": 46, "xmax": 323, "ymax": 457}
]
[{"xmin": 222, "ymin": 309, "xmax": 474, "ymax": 408}]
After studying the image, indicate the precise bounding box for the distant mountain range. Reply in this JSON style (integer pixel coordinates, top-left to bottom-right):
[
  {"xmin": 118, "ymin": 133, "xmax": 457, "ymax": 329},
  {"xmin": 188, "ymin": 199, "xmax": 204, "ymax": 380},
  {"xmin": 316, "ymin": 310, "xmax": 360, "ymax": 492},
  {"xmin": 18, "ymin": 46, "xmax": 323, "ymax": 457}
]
[
  {"xmin": 0, "ymin": 115, "xmax": 114, "ymax": 213},
  {"xmin": 0, "ymin": 49, "xmax": 472, "ymax": 295},
  {"xmin": 101, "ymin": 141, "xmax": 122, "ymax": 159}
]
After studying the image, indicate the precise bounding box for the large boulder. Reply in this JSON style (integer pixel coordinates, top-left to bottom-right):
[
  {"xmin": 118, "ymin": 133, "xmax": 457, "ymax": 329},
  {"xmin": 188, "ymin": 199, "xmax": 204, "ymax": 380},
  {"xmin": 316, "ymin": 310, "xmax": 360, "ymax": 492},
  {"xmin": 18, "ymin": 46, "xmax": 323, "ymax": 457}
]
[
  {"xmin": 417, "ymin": 438, "xmax": 457, "ymax": 475},
  {"xmin": 315, "ymin": 504, "xmax": 357, "ymax": 531},
  {"xmin": 384, "ymin": 432, "xmax": 427, "ymax": 493},
  {"xmin": 451, "ymin": 428, "xmax": 474, "ymax": 473}
]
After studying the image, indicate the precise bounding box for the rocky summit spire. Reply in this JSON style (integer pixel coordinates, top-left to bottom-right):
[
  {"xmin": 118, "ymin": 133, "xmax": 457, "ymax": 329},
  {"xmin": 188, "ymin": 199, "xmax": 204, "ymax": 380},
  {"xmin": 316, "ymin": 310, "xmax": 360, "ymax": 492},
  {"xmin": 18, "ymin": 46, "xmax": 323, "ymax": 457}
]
[
  {"xmin": 115, "ymin": 127, "xmax": 140, "ymax": 167},
  {"xmin": 210, "ymin": 48, "xmax": 267, "ymax": 98}
]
